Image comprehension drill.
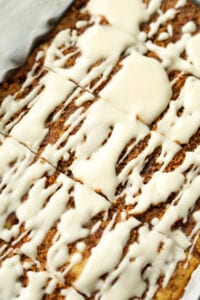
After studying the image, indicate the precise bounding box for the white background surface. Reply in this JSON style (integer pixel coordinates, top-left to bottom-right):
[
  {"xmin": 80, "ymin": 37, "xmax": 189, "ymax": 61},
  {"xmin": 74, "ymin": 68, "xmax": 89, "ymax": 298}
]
[
  {"xmin": 0, "ymin": 0, "xmax": 73, "ymax": 82},
  {"xmin": 181, "ymin": 266, "xmax": 200, "ymax": 300}
]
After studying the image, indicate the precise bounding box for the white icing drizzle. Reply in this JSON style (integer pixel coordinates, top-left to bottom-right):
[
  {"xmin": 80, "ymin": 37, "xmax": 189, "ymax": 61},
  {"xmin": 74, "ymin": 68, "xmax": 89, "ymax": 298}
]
[
  {"xmin": 148, "ymin": 8, "xmax": 177, "ymax": 38},
  {"xmin": 100, "ymin": 51, "xmax": 172, "ymax": 124},
  {"xmin": 62, "ymin": 287, "xmax": 85, "ymax": 300},
  {"xmin": 0, "ymin": 254, "xmax": 50, "ymax": 300},
  {"xmin": 87, "ymin": 0, "xmax": 148, "ymax": 35},
  {"xmin": 75, "ymin": 217, "xmax": 140, "ymax": 295},
  {"xmin": 76, "ymin": 20, "xmax": 88, "ymax": 29},
  {"xmin": 41, "ymin": 99, "xmax": 148, "ymax": 199},
  {"xmin": 146, "ymin": 31, "xmax": 200, "ymax": 77},
  {"xmin": 70, "ymin": 101, "xmax": 149, "ymax": 199},
  {"xmin": 167, "ymin": 24, "xmax": 173, "ymax": 37},
  {"xmin": 76, "ymin": 226, "xmax": 185, "ymax": 299},
  {"xmin": 147, "ymin": 0, "xmax": 162, "ymax": 15},
  {"xmin": 0, "ymin": 62, "xmax": 44, "ymax": 134},
  {"xmin": 118, "ymin": 132, "xmax": 181, "ymax": 204},
  {"xmin": 45, "ymin": 24, "xmax": 134, "ymax": 92},
  {"xmin": 18, "ymin": 271, "xmax": 48, "ymax": 300},
  {"xmin": 0, "ymin": 134, "xmax": 110, "ymax": 297},
  {"xmin": 0, "ymin": 256, "xmax": 23, "ymax": 299},
  {"xmin": 158, "ymin": 31, "xmax": 170, "ymax": 41},
  {"xmin": 182, "ymin": 21, "xmax": 196, "ymax": 34},
  {"xmin": 46, "ymin": 182, "xmax": 109, "ymax": 276},
  {"xmin": 157, "ymin": 76, "xmax": 200, "ymax": 143},
  {"xmin": 191, "ymin": 211, "xmax": 200, "ymax": 240},
  {"xmin": 0, "ymin": 134, "xmax": 110, "ymax": 251},
  {"xmin": 10, "ymin": 72, "xmax": 75, "ymax": 150},
  {"xmin": 186, "ymin": 33, "xmax": 200, "ymax": 70},
  {"xmin": 155, "ymin": 149, "xmax": 200, "ymax": 245},
  {"xmin": 175, "ymin": 0, "xmax": 187, "ymax": 9},
  {"xmin": 0, "ymin": 0, "xmax": 200, "ymax": 298}
]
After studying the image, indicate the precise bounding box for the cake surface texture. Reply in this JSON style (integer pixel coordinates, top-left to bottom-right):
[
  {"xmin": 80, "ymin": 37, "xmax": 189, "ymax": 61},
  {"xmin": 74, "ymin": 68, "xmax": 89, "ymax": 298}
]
[{"xmin": 0, "ymin": 0, "xmax": 200, "ymax": 299}]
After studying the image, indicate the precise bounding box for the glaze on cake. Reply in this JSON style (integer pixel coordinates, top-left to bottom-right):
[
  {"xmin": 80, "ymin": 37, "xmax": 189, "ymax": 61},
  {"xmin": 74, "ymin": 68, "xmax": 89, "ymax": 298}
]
[{"xmin": 0, "ymin": 0, "xmax": 200, "ymax": 299}]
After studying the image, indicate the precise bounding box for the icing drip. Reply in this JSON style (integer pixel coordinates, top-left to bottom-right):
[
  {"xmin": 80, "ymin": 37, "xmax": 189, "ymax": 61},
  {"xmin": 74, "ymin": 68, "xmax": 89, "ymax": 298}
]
[
  {"xmin": 158, "ymin": 31, "xmax": 170, "ymax": 41},
  {"xmin": 45, "ymin": 24, "xmax": 134, "ymax": 92},
  {"xmin": 62, "ymin": 287, "xmax": 84, "ymax": 300},
  {"xmin": 87, "ymin": 0, "xmax": 148, "ymax": 35},
  {"xmin": 0, "ymin": 135, "xmax": 110, "ymax": 259},
  {"xmin": 0, "ymin": 256, "xmax": 23, "ymax": 299},
  {"xmin": 46, "ymin": 183, "xmax": 110, "ymax": 275},
  {"xmin": 76, "ymin": 226, "xmax": 185, "ymax": 299},
  {"xmin": 0, "ymin": 254, "xmax": 49, "ymax": 300},
  {"xmin": 17, "ymin": 271, "xmax": 48, "ymax": 300},
  {"xmin": 155, "ymin": 149, "xmax": 200, "ymax": 244},
  {"xmin": 10, "ymin": 72, "xmax": 75, "ymax": 150},
  {"xmin": 75, "ymin": 217, "xmax": 140, "ymax": 295},
  {"xmin": 0, "ymin": 62, "xmax": 44, "ymax": 134},
  {"xmin": 182, "ymin": 21, "xmax": 196, "ymax": 34},
  {"xmin": 175, "ymin": 0, "xmax": 187, "ymax": 8},
  {"xmin": 100, "ymin": 51, "xmax": 172, "ymax": 124},
  {"xmin": 70, "ymin": 100, "xmax": 149, "ymax": 199},
  {"xmin": 148, "ymin": 8, "xmax": 177, "ymax": 38},
  {"xmin": 146, "ymin": 33, "xmax": 200, "ymax": 77},
  {"xmin": 157, "ymin": 76, "xmax": 200, "ymax": 143},
  {"xmin": 118, "ymin": 132, "xmax": 181, "ymax": 203},
  {"xmin": 186, "ymin": 33, "xmax": 200, "ymax": 70}
]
